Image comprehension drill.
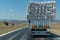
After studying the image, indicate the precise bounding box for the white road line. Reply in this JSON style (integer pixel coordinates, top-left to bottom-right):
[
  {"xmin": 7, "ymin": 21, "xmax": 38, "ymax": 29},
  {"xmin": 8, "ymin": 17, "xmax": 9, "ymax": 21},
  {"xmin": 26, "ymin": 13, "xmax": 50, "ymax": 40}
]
[
  {"xmin": 0, "ymin": 27, "xmax": 26, "ymax": 37},
  {"xmin": 7, "ymin": 30, "xmax": 23, "ymax": 40},
  {"xmin": 20, "ymin": 30, "xmax": 28, "ymax": 40}
]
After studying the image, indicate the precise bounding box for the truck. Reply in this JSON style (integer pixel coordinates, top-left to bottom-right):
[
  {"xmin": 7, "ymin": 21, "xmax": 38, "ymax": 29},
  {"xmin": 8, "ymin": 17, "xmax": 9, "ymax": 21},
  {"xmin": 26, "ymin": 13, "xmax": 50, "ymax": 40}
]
[{"xmin": 27, "ymin": 0, "xmax": 56, "ymax": 37}]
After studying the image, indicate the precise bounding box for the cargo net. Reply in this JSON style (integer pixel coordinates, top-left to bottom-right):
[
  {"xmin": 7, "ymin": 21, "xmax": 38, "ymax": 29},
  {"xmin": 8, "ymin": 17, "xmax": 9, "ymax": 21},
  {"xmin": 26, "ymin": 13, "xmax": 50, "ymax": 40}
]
[{"xmin": 27, "ymin": 1, "xmax": 56, "ymax": 20}]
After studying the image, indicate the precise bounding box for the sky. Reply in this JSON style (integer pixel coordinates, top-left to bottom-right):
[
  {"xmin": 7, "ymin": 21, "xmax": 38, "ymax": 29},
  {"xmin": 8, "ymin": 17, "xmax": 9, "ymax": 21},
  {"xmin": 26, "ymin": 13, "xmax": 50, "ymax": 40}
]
[{"xmin": 0, "ymin": 0, "xmax": 60, "ymax": 20}]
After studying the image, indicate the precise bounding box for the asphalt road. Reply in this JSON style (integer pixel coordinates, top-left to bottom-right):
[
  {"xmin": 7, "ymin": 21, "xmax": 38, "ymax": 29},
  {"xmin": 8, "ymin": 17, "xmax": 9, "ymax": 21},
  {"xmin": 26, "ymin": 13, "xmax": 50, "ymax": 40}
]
[
  {"xmin": 0, "ymin": 28, "xmax": 29, "ymax": 40},
  {"xmin": 0, "ymin": 28, "xmax": 60, "ymax": 40}
]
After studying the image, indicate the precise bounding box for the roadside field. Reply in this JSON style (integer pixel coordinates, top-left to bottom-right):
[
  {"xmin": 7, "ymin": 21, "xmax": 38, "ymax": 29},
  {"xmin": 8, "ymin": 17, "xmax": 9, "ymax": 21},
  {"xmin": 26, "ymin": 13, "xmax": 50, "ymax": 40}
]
[
  {"xmin": 50, "ymin": 22, "xmax": 60, "ymax": 29},
  {"xmin": 0, "ymin": 22, "xmax": 29, "ymax": 35},
  {"xmin": 48, "ymin": 22, "xmax": 60, "ymax": 36}
]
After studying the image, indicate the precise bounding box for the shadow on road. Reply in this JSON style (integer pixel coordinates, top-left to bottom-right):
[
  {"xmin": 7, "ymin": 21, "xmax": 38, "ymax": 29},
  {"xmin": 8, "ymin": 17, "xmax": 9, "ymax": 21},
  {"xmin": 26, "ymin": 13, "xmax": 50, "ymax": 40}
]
[
  {"xmin": 31, "ymin": 32, "xmax": 60, "ymax": 40},
  {"xmin": 32, "ymin": 32, "xmax": 60, "ymax": 38}
]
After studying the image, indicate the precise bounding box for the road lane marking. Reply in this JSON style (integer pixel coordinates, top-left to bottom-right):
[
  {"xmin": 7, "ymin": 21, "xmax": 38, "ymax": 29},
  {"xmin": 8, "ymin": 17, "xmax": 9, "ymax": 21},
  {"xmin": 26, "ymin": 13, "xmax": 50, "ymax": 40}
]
[
  {"xmin": 20, "ymin": 30, "xmax": 28, "ymax": 40},
  {"xmin": 0, "ymin": 27, "xmax": 26, "ymax": 37},
  {"xmin": 7, "ymin": 29, "xmax": 24, "ymax": 40},
  {"xmin": 12, "ymin": 28, "xmax": 28, "ymax": 40}
]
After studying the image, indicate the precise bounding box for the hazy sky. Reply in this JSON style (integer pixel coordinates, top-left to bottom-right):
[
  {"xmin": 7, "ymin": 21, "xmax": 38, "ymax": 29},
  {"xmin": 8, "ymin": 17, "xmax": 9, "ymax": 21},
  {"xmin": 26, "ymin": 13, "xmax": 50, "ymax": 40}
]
[{"xmin": 0, "ymin": 0, "xmax": 60, "ymax": 20}]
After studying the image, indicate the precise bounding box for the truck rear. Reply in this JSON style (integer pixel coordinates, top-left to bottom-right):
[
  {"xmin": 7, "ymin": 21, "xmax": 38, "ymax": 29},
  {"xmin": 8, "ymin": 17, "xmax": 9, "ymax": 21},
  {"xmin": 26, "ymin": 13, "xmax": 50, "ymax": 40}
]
[{"xmin": 27, "ymin": 0, "xmax": 56, "ymax": 36}]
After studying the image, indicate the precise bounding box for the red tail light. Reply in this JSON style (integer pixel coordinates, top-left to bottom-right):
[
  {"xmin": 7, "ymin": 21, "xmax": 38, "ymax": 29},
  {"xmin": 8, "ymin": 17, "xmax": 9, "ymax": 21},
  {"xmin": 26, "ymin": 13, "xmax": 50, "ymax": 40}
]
[
  {"xmin": 32, "ymin": 25, "xmax": 37, "ymax": 29},
  {"xmin": 44, "ymin": 25, "xmax": 49, "ymax": 28}
]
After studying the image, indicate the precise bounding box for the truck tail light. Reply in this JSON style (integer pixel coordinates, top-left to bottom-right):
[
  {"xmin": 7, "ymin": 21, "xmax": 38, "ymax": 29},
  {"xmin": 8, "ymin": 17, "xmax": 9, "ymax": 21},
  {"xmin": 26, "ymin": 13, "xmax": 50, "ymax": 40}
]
[
  {"xmin": 44, "ymin": 25, "xmax": 49, "ymax": 29},
  {"xmin": 32, "ymin": 25, "xmax": 37, "ymax": 29}
]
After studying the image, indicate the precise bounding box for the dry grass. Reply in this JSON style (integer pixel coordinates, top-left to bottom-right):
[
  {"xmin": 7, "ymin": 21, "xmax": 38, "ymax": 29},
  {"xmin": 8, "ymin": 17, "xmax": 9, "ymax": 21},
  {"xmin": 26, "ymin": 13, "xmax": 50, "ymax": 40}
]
[
  {"xmin": 50, "ymin": 22, "xmax": 60, "ymax": 29},
  {"xmin": 48, "ymin": 29, "xmax": 60, "ymax": 36},
  {"xmin": 0, "ymin": 22, "xmax": 29, "ymax": 35},
  {"xmin": 48, "ymin": 22, "xmax": 60, "ymax": 36}
]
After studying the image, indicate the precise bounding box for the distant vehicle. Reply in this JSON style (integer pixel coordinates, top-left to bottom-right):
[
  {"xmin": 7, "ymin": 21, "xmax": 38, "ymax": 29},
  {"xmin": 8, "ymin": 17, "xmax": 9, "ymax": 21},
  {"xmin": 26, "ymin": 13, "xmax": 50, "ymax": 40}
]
[{"xmin": 27, "ymin": 0, "xmax": 56, "ymax": 36}]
